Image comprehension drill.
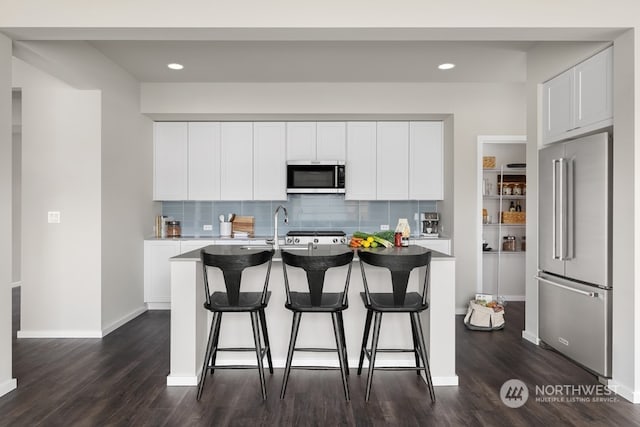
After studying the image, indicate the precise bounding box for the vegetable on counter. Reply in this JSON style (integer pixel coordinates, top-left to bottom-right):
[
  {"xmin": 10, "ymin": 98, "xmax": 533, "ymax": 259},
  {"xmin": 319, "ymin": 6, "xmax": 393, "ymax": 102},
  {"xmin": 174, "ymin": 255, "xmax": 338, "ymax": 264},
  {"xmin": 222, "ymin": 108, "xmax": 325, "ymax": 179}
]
[{"xmin": 349, "ymin": 231, "xmax": 393, "ymax": 248}]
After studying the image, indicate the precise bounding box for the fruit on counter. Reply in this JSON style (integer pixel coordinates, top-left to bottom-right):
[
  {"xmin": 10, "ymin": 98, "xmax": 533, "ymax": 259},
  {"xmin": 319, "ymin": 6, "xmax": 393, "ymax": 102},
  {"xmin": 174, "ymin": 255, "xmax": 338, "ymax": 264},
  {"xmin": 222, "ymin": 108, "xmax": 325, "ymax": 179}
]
[{"xmin": 350, "ymin": 231, "xmax": 393, "ymax": 248}]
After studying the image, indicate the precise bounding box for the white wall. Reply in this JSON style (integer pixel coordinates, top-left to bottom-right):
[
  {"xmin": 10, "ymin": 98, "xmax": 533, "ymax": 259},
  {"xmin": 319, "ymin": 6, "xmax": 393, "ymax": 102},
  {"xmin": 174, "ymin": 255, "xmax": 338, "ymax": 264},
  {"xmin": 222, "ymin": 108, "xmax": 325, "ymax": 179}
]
[
  {"xmin": 0, "ymin": 33, "xmax": 16, "ymax": 398},
  {"xmin": 13, "ymin": 42, "xmax": 156, "ymax": 335},
  {"xmin": 19, "ymin": 87, "xmax": 103, "ymax": 336},
  {"xmin": 142, "ymin": 81, "xmax": 527, "ymax": 311},
  {"xmin": 11, "ymin": 91, "xmax": 20, "ymax": 284}
]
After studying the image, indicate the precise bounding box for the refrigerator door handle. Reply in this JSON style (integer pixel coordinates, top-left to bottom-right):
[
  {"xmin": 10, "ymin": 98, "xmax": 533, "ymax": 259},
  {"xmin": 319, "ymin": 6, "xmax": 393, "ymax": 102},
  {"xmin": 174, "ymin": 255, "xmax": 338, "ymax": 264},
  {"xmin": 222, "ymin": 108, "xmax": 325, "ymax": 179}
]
[
  {"xmin": 535, "ymin": 276, "xmax": 599, "ymax": 298},
  {"xmin": 565, "ymin": 158, "xmax": 574, "ymax": 260},
  {"xmin": 559, "ymin": 158, "xmax": 569, "ymax": 260},
  {"xmin": 552, "ymin": 159, "xmax": 560, "ymax": 259}
]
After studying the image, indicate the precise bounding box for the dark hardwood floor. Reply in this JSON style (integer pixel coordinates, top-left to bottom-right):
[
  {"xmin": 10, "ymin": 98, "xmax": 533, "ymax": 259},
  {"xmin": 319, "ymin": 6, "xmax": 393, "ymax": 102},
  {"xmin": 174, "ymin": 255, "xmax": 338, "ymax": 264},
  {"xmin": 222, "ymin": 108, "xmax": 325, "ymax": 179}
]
[{"xmin": 2, "ymin": 287, "xmax": 639, "ymax": 426}]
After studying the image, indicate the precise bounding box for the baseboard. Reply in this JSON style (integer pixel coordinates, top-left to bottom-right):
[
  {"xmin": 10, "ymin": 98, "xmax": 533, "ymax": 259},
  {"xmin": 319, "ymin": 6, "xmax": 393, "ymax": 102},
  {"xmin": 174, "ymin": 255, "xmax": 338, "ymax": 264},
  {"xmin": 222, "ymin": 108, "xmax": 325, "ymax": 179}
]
[
  {"xmin": 607, "ymin": 380, "xmax": 640, "ymax": 404},
  {"xmin": 11, "ymin": 281, "xmax": 21, "ymax": 288},
  {"xmin": 456, "ymin": 307, "xmax": 468, "ymax": 315},
  {"xmin": 101, "ymin": 306, "xmax": 147, "ymax": 337},
  {"xmin": 167, "ymin": 375, "xmax": 198, "ymax": 386},
  {"xmin": 146, "ymin": 302, "xmax": 171, "ymax": 310},
  {"xmin": 502, "ymin": 295, "xmax": 526, "ymax": 301},
  {"xmin": 168, "ymin": 359, "xmax": 458, "ymax": 388},
  {"xmin": 521, "ymin": 330, "xmax": 540, "ymax": 345},
  {"xmin": 17, "ymin": 329, "xmax": 103, "ymax": 338},
  {"xmin": 0, "ymin": 378, "xmax": 17, "ymax": 397}
]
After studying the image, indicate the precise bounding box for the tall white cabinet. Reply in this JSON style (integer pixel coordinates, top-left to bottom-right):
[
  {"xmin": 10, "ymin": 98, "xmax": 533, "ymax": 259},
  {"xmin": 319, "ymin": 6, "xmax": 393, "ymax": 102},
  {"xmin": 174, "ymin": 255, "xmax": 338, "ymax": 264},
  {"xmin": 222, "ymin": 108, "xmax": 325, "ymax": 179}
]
[
  {"xmin": 188, "ymin": 122, "xmax": 221, "ymax": 200},
  {"xmin": 376, "ymin": 121, "xmax": 409, "ymax": 200},
  {"xmin": 253, "ymin": 122, "xmax": 287, "ymax": 200},
  {"xmin": 345, "ymin": 122, "xmax": 377, "ymax": 200}
]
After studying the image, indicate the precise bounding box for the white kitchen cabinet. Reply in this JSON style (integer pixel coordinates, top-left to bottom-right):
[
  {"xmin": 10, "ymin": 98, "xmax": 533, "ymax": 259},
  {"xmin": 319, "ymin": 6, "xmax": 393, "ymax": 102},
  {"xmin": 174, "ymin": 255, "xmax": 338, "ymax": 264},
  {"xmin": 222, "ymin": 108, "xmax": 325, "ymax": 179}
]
[
  {"xmin": 144, "ymin": 240, "xmax": 181, "ymax": 309},
  {"xmin": 153, "ymin": 122, "xmax": 188, "ymax": 200},
  {"xmin": 188, "ymin": 122, "xmax": 221, "ymax": 200},
  {"xmin": 253, "ymin": 122, "xmax": 287, "ymax": 200},
  {"xmin": 543, "ymin": 47, "xmax": 612, "ymax": 144},
  {"xmin": 316, "ymin": 122, "xmax": 346, "ymax": 161},
  {"xmin": 575, "ymin": 47, "xmax": 613, "ymax": 129},
  {"xmin": 220, "ymin": 122, "xmax": 253, "ymax": 200},
  {"xmin": 376, "ymin": 121, "xmax": 409, "ymax": 200},
  {"xmin": 286, "ymin": 122, "xmax": 317, "ymax": 160},
  {"xmin": 409, "ymin": 121, "xmax": 444, "ymax": 200},
  {"xmin": 345, "ymin": 122, "xmax": 377, "ymax": 200}
]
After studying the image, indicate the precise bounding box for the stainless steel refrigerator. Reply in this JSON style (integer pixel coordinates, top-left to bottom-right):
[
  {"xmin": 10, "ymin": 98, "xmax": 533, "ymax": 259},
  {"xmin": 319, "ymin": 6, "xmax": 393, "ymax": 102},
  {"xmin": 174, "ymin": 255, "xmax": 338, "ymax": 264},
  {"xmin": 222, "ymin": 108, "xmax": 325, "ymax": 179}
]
[{"xmin": 537, "ymin": 132, "xmax": 612, "ymax": 378}]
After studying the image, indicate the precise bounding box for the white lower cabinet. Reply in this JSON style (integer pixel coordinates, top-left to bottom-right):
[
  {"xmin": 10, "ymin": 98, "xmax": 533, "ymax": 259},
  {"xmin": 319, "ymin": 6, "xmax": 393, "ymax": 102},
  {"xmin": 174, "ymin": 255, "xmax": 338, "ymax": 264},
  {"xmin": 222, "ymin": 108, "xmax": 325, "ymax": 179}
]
[{"xmin": 144, "ymin": 240, "xmax": 181, "ymax": 309}]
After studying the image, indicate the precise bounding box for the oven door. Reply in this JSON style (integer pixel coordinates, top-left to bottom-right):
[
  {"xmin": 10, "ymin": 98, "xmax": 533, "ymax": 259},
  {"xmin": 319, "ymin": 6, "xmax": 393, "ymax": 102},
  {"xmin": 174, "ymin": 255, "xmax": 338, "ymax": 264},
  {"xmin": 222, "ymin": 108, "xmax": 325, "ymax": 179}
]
[{"xmin": 287, "ymin": 162, "xmax": 345, "ymax": 194}]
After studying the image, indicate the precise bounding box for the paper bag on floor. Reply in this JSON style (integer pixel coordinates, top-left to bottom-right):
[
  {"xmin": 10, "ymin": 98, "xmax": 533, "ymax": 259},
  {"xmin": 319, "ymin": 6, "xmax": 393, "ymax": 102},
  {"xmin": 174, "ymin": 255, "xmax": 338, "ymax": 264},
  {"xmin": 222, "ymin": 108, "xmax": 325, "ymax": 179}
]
[{"xmin": 464, "ymin": 300, "xmax": 505, "ymax": 331}]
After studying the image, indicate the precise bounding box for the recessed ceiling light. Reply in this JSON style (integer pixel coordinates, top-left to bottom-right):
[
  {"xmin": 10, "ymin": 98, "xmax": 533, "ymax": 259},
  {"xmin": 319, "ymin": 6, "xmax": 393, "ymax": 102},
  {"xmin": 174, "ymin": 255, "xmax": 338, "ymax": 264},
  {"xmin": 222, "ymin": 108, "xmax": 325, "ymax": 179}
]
[
  {"xmin": 167, "ymin": 63, "xmax": 184, "ymax": 70},
  {"xmin": 438, "ymin": 63, "xmax": 456, "ymax": 70}
]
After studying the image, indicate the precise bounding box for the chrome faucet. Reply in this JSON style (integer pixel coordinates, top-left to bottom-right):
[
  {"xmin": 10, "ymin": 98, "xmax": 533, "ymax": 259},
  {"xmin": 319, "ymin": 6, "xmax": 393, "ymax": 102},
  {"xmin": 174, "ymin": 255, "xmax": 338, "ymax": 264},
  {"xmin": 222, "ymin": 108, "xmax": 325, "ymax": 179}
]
[{"xmin": 268, "ymin": 204, "xmax": 288, "ymax": 250}]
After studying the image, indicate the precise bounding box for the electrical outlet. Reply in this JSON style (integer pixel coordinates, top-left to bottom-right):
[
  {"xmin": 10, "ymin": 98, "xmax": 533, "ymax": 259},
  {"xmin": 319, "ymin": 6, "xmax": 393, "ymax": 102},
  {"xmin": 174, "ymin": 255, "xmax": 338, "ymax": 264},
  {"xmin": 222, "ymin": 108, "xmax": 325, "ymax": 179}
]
[
  {"xmin": 380, "ymin": 224, "xmax": 389, "ymax": 231},
  {"xmin": 203, "ymin": 224, "xmax": 213, "ymax": 231},
  {"xmin": 47, "ymin": 211, "xmax": 61, "ymax": 223},
  {"xmin": 413, "ymin": 212, "xmax": 419, "ymax": 221}
]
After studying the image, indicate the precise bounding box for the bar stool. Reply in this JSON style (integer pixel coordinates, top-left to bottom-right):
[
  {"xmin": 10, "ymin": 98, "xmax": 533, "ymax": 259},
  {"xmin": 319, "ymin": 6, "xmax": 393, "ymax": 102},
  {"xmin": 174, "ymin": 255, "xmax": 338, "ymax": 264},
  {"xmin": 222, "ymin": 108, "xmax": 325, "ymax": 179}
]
[
  {"xmin": 357, "ymin": 246, "xmax": 436, "ymax": 403},
  {"xmin": 196, "ymin": 247, "xmax": 275, "ymax": 401},
  {"xmin": 280, "ymin": 247, "xmax": 354, "ymax": 400}
]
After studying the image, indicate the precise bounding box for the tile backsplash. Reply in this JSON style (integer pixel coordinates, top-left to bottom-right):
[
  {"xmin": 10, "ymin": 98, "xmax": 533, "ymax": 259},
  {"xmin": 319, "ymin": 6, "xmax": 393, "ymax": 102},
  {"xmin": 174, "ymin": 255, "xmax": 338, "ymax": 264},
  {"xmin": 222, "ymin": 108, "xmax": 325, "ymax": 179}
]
[{"xmin": 162, "ymin": 195, "xmax": 437, "ymax": 237}]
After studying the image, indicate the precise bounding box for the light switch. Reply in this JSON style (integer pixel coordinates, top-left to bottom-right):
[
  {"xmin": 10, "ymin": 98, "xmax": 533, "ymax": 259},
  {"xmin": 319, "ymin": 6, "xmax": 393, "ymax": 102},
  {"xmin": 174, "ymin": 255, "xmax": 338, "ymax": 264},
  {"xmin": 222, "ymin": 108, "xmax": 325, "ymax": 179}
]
[{"xmin": 47, "ymin": 211, "xmax": 61, "ymax": 223}]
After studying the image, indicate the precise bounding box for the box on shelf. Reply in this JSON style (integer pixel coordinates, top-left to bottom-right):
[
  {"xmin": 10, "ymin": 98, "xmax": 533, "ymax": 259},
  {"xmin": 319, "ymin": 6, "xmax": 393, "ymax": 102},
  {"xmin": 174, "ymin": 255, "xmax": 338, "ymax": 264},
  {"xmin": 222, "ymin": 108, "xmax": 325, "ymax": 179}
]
[
  {"xmin": 483, "ymin": 156, "xmax": 496, "ymax": 169},
  {"xmin": 501, "ymin": 211, "xmax": 526, "ymax": 224}
]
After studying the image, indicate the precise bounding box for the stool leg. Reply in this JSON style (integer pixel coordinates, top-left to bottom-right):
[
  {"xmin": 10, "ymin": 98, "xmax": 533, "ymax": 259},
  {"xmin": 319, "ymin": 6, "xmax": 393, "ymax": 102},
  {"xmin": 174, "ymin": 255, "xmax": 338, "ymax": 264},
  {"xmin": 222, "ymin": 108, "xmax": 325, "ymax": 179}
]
[
  {"xmin": 250, "ymin": 311, "xmax": 267, "ymax": 400},
  {"xmin": 281, "ymin": 311, "xmax": 302, "ymax": 399},
  {"xmin": 336, "ymin": 312, "xmax": 349, "ymax": 375},
  {"xmin": 409, "ymin": 314, "xmax": 421, "ymax": 375},
  {"xmin": 365, "ymin": 312, "xmax": 382, "ymax": 402},
  {"xmin": 209, "ymin": 312, "xmax": 223, "ymax": 376},
  {"xmin": 412, "ymin": 312, "xmax": 436, "ymax": 403},
  {"xmin": 358, "ymin": 309, "xmax": 373, "ymax": 375},
  {"xmin": 331, "ymin": 313, "xmax": 350, "ymax": 401},
  {"xmin": 258, "ymin": 308, "xmax": 274, "ymax": 374},
  {"xmin": 197, "ymin": 311, "xmax": 220, "ymax": 401}
]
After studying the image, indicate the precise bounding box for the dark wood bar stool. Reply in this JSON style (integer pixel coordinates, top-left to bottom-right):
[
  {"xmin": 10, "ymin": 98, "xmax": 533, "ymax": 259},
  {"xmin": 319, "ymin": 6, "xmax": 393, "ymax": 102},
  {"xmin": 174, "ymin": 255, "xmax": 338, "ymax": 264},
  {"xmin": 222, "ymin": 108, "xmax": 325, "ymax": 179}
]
[
  {"xmin": 357, "ymin": 246, "xmax": 436, "ymax": 403},
  {"xmin": 280, "ymin": 247, "xmax": 354, "ymax": 400},
  {"xmin": 196, "ymin": 247, "xmax": 275, "ymax": 401}
]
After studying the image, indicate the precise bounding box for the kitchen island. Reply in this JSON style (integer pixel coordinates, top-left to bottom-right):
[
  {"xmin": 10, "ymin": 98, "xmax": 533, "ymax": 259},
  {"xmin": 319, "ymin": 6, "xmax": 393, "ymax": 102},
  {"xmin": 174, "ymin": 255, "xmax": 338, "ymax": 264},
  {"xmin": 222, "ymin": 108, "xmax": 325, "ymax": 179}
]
[{"xmin": 167, "ymin": 244, "xmax": 457, "ymax": 388}]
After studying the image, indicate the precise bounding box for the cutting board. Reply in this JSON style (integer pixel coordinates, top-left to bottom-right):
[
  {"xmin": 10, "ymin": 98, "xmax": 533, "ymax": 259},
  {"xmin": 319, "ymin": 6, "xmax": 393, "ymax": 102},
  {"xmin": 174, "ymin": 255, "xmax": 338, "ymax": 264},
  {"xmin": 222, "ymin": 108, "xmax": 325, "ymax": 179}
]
[{"xmin": 232, "ymin": 216, "xmax": 255, "ymax": 236}]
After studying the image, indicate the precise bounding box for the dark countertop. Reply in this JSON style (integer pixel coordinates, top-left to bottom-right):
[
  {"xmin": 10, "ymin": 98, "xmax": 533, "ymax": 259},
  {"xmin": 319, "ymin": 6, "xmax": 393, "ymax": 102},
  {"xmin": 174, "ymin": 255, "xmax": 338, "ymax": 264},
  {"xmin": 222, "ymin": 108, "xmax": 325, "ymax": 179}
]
[{"xmin": 172, "ymin": 244, "xmax": 452, "ymax": 262}]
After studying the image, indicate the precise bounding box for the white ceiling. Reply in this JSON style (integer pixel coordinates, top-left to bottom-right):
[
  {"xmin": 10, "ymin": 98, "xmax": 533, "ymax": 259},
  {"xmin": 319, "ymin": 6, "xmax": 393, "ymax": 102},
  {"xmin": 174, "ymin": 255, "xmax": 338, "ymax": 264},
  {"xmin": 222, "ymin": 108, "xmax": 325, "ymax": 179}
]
[{"xmin": 89, "ymin": 40, "xmax": 532, "ymax": 83}]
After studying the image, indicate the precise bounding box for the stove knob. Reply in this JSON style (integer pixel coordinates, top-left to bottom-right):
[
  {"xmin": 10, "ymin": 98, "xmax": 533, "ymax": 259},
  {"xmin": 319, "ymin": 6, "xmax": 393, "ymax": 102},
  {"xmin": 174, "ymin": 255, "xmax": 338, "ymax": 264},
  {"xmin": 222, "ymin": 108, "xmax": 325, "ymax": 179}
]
[
  {"xmin": 340, "ymin": 237, "xmax": 347, "ymax": 244},
  {"xmin": 313, "ymin": 238, "xmax": 319, "ymax": 244},
  {"xmin": 332, "ymin": 238, "xmax": 338, "ymax": 244},
  {"xmin": 294, "ymin": 238, "xmax": 300, "ymax": 244},
  {"xmin": 286, "ymin": 237, "xmax": 293, "ymax": 244}
]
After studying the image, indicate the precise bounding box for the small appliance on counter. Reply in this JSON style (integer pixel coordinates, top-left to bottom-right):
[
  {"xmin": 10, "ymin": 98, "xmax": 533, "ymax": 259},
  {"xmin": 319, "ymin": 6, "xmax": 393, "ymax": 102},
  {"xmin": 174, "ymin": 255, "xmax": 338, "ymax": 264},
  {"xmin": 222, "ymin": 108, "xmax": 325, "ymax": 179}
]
[{"xmin": 421, "ymin": 212, "xmax": 440, "ymax": 238}]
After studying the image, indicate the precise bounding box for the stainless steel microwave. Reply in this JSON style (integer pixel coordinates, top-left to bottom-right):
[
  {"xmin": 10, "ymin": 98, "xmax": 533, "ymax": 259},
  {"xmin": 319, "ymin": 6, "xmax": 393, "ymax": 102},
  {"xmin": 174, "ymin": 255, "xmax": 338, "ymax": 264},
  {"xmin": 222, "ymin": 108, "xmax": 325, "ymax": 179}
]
[{"xmin": 286, "ymin": 160, "xmax": 346, "ymax": 194}]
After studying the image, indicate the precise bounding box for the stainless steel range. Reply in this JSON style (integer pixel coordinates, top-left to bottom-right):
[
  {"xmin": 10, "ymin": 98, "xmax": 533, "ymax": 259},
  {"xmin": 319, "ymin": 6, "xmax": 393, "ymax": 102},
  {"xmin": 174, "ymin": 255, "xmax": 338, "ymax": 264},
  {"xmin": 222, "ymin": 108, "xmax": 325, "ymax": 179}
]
[{"xmin": 285, "ymin": 230, "xmax": 347, "ymax": 246}]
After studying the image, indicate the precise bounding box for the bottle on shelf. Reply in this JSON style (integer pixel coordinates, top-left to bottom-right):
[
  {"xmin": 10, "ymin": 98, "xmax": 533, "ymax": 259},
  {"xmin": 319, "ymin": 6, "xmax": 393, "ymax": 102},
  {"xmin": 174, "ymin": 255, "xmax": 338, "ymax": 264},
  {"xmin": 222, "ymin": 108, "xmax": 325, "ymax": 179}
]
[
  {"xmin": 509, "ymin": 201, "xmax": 516, "ymax": 212},
  {"xmin": 515, "ymin": 201, "xmax": 522, "ymax": 212}
]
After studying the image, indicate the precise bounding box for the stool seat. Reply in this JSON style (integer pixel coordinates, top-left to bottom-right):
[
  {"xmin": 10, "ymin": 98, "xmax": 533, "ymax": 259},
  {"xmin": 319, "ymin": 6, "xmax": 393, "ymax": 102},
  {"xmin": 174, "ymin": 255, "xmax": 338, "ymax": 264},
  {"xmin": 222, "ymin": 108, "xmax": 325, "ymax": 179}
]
[
  {"xmin": 360, "ymin": 292, "xmax": 428, "ymax": 312},
  {"xmin": 206, "ymin": 291, "xmax": 271, "ymax": 312},
  {"xmin": 286, "ymin": 291, "xmax": 347, "ymax": 312}
]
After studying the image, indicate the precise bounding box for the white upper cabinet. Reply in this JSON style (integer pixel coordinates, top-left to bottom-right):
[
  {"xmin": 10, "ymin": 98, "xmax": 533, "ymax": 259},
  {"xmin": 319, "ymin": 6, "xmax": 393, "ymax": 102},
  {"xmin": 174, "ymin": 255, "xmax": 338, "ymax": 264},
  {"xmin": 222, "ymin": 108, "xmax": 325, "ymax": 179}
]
[
  {"xmin": 409, "ymin": 121, "xmax": 444, "ymax": 200},
  {"xmin": 154, "ymin": 122, "xmax": 188, "ymax": 200},
  {"xmin": 188, "ymin": 122, "xmax": 221, "ymax": 200},
  {"xmin": 316, "ymin": 122, "xmax": 346, "ymax": 161},
  {"xmin": 543, "ymin": 68, "xmax": 574, "ymax": 142},
  {"xmin": 286, "ymin": 122, "xmax": 317, "ymax": 160},
  {"xmin": 575, "ymin": 47, "xmax": 613, "ymax": 129},
  {"xmin": 286, "ymin": 121, "xmax": 346, "ymax": 161},
  {"xmin": 543, "ymin": 47, "xmax": 613, "ymax": 144},
  {"xmin": 376, "ymin": 122, "xmax": 409, "ymax": 200},
  {"xmin": 220, "ymin": 122, "xmax": 253, "ymax": 200},
  {"xmin": 253, "ymin": 122, "xmax": 287, "ymax": 200},
  {"xmin": 345, "ymin": 122, "xmax": 377, "ymax": 200}
]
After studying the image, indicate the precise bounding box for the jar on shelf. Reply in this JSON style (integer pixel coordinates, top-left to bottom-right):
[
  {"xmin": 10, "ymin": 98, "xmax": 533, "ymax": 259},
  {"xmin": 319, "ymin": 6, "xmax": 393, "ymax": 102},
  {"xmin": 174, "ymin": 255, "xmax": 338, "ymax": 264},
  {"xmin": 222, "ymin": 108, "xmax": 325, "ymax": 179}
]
[
  {"xmin": 521, "ymin": 236, "xmax": 526, "ymax": 251},
  {"xmin": 502, "ymin": 235, "xmax": 516, "ymax": 252},
  {"xmin": 166, "ymin": 220, "xmax": 181, "ymax": 238}
]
